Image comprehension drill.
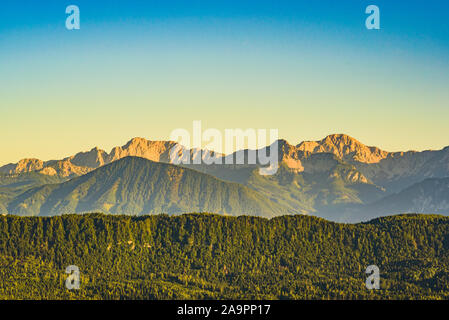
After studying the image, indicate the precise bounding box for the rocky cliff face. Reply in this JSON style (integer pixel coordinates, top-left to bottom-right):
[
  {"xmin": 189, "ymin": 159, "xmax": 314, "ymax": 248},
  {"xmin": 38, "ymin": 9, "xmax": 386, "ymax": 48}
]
[
  {"xmin": 296, "ymin": 134, "xmax": 389, "ymax": 163},
  {"xmin": 1, "ymin": 134, "xmax": 448, "ymax": 222},
  {"xmin": 278, "ymin": 134, "xmax": 449, "ymax": 193},
  {"xmin": 1, "ymin": 134, "xmax": 448, "ymax": 192},
  {"xmin": 0, "ymin": 159, "xmax": 44, "ymax": 175},
  {"xmin": 69, "ymin": 147, "xmax": 108, "ymax": 168},
  {"xmin": 108, "ymin": 138, "xmax": 177, "ymax": 163},
  {"xmin": 0, "ymin": 138, "xmax": 179, "ymax": 178}
]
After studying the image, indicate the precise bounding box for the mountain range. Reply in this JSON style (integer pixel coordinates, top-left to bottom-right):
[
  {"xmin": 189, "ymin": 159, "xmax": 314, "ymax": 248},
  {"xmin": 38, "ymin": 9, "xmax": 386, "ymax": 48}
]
[
  {"xmin": 5, "ymin": 157, "xmax": 288, "ymax": 217},
  {"xmin": 1, "ymin": 134, "xmax": 448, "ymax": 222}
]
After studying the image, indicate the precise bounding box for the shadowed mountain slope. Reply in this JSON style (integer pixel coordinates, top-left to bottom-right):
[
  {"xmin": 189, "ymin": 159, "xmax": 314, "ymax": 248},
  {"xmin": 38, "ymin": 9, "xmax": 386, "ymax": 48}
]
[
  {"xmin": 2, "ymin": 134, "xmax": 449, "ymax": 221},
  {"xmin": 6, "ymin": 157, "xmax": 289, "ymax": 217}
]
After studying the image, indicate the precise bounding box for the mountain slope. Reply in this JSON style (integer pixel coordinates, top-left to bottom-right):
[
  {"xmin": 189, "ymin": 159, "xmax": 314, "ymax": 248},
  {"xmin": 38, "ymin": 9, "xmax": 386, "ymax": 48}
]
[
  {"xmin": 0, "ymin": 138, "xmax": 220, "ymax": 178},
  {"xmin": 6, "ymin": 157, "xmax": 289, "ymax": 217},
  {"xmin": 2, "ymin": 134, "xmax": 448, "ymax": 192},
  {"xmin": 185, "ymin": 140, "xmax": 385, "ymax": 215},
  {"xmin": 279, "ymin": 135, "xmax": 449, "ymax": 194},
  {"xmin": 328, "ymin": 177, "xmax": 449, "ymax": 222},
  {"xmin": 2, "ymin": 134, "xmax": 449, "ymax": 221},
  {"xmin": 355, "ymin": 147, "xmax": 449, "ymax": 193},
  {"xmin": 296, "ymin": 134, "xmax": 389, "ymax": 163},
  {"xmin": 0, "ymin": 172, "xmax": 65, "ymax": 214},
  {"xmin": 296, "ymin": 134, "xmax": 449, "ymax": 194},
  {"xmin": 0, "ymin": 139, "xmax": 180, "ymax": 178},
  {"xmin": 367, "ymin": 177, "xmax": 449, "ymax": 217}
]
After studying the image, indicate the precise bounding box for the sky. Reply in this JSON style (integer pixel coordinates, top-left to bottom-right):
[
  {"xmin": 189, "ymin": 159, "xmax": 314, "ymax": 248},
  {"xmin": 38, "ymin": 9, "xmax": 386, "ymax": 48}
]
[{"xmin": 0, "ymin": 0, "xmax": 449, "ymax": 165}]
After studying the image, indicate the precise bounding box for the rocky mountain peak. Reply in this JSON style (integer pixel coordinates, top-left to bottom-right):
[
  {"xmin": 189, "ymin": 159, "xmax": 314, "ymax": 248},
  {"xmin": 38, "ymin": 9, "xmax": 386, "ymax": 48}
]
[
  {"xmin": 0, "ymin": 158, "xmax": 44, "ymax": 175},
  {"xmin": 296, "ymin": 134, "xmax": 389, "ymax": 163},
  {"xmin": 70, "ymin": 147, "xmax": 108, "ymax": 168},
  {"xmin": 109, "ymin": 138, "xmax": 177, "ymax": 163}
]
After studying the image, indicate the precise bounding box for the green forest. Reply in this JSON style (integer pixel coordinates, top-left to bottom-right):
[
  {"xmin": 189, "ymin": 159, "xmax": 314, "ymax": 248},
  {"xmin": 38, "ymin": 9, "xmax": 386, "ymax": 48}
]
[{"xmin": 0, "ymin": 213, "xmax": 448, "ymax": 299}]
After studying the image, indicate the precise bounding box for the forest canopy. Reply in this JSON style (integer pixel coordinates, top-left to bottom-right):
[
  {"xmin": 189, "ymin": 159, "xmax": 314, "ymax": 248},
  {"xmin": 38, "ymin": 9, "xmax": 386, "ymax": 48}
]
[{"xmin": 0, "ymin": 213, "xmax": 448, "ymax": 300}]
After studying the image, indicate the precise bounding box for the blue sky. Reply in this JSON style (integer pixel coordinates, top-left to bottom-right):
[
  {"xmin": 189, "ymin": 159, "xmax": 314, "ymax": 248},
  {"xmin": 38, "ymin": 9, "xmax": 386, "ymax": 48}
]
[{"xmin": 0, "ymin": 0, "xmax": 448, "ymax": 164}]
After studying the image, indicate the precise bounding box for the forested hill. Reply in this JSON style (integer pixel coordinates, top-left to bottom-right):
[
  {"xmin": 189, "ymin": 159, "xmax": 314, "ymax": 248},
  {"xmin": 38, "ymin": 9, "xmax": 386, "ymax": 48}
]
[
  {"xmin": 5, "ymin": 157, "xmax": 288, "ymax": 217},
  {"xmin": 1, "ymin": 213, "xmax": 449, "ymax": 299}
]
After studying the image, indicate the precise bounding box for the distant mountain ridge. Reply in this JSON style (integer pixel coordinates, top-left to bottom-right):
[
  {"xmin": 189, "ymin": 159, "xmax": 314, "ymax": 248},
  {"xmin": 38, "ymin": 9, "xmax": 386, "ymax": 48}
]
[
  {"xmin": 296, "ymin": 134, "xmax": 389, "ymax": 163},
  {"xmin": 363, "ymin": 177, "xmax": 449, "ymax": 219},
  {"xmin": 0, "ymin": 139, "xmax": 179, "ymax": 177},
  {"xmin": 1, "ymin": 134, "xmax": 449, "ymax": 221},
  {"xmin": 3, "ymin": 134, "xmax": 447, "ymax": 180},
  {"xmin": 6, "ymin": 157, "xmax": 288, "ymax": 217},
  {"xmin": 268, "ymin": 136, "xmax": 449, "ymax": 193}
]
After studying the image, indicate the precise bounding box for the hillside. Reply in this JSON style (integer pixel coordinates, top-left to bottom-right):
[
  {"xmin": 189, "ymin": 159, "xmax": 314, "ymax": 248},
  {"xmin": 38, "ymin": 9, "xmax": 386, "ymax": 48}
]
[
  {"xmin": 5, "ymin": 157, "xmax": 288, "ymax": 217},
  {"xmin": 361, "ymin": 177, "xmax": 449, "ymax": 220},
  {"xmin": 0, "ymin": 213, "xmax": 448, "ymax": 299},
  {"xmin": 187, "ymin": 141, "xmax": 386, "ymax": 215},
  {"xmin": 3, "ymin": 135, "xmax": 448, "ymax": 188},
  {"xmin": 1, "ymin": 134, "xmax": 449, "ymax": 222},
  {"xmin": 0, "ymin": 173, "xmax": 65, "ymax": 214}
]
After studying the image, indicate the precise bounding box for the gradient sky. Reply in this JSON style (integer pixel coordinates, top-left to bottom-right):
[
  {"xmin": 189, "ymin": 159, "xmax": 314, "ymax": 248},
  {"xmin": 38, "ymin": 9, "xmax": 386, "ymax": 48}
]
[{"xmin": 1, "ymin": 0, "xmax": 448, "ymax": 165}]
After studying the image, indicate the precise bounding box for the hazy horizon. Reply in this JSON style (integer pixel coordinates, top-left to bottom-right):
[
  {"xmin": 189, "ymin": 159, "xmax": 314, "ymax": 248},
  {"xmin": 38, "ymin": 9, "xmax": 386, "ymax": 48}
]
[{"xmin": 1, "ymin": 0, "xmax": 448, "ymax": 165}]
